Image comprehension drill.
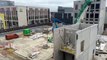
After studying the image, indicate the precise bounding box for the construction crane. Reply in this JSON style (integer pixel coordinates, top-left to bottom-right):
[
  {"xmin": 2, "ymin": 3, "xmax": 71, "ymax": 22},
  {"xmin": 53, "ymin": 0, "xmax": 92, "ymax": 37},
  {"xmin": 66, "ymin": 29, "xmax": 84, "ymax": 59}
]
[
  {"xmin": 51, "ymin": 18, "xmax": 64, "ymax": 29},
  {"xmin": 74, "ymin": 0, "xmax": 92, "ymax": 24},
  {"xmin": 51, "ymin": 0, "xmax": 92, "ymax": 29}
]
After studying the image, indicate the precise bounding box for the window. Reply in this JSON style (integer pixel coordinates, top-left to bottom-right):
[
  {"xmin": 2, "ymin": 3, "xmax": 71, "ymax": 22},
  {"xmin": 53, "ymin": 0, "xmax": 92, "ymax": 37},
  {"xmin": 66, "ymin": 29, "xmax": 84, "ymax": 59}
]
[
  {"xmin": 86, "ymin": 19, "xmax": 88, "ymax": 21},
  {"xmin": 40, "ymin": 20, "xmax": 43, "ymax": 23},
  {"xmin": 86, "ymin": 13, "xmax": 89, "ymax": 18},
  {"xmin": 94, "ymin": 22, "xmax": 98, "ymax": 24},
  {"xmin": 75, "ymin": 5, "xmax": 78, "ymax": 10},
  {"xmin": 96, "ymin": 4, "xmax": 100, "ymax": 9},
  {"xmin": 13, "ymin": 22, "xmax": 15, "ymax": 25},
  {"xmin": 96, "ymin": 10, "xmax": 99, "ymax": 11},
  {"xmin": 81, "ymin": 40, "xmax": 84, "ymax": 52},
  {"xmin": 76, "ymin": 34, "xmax": 78, "ymax": 40},
  {"xmin": 87, "ymin": 8, "xmax": 89, "ymax": 11},
  {"xmin": 81, "ymin": 4, "xmax": 83, "ymax": 8},
  {"xmin": 90, "ymin": 19, "xmax": 93, "ymax": 21},
  {"xmin": 90, "ymin": 13, "xmax": 94, "ymax": 18},
  {"xmin": 86, "ymin": 22, "xmax": 88, "ymax": 24},
  {"xmin": 90, "ymin": 22, "xmax": 93, "ymax": 24},
  {"xmin": 35, "ymin": 20, "xmax": 39, "ymax": 24},
  {"xmin": 96, "ymin": 0, "xmax": 100, "ymax": 2},
  {"xmin": 16, "ymin": 22, "xmax": 18, "ymax": 26},
  {"xmin": 75, "ymin": 13, "xmax": 77, "ymax": 18},
  {"xmin": 91, "ymin": 4, "xmax": 94, "ymax": 9},
  {"xmin": 95, "ymin": 19, "xmax": 98, "ymax": 21},
  {"xmin": 95, "ymin": 13, "xmax": 99, "ymax": 18},
  {"xmin": 8, "ymin": 21, "xmax": 12, "ymax": 26},
  {"xmin": 31, "ymin": 20, "xmax": 34, "ymax": 24}
]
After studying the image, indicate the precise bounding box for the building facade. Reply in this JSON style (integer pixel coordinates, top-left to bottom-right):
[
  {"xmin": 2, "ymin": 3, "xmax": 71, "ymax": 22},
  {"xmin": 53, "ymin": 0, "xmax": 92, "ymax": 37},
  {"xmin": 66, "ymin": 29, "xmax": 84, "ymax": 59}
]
[
  {"xmin": 51, "ymin": 6, "xmax": 73, "ymax": 24},
  {"xmin": 73, "ymin": 0, "xmax": 106, "ymax": 34},
  {"xmin": 0, "ymin": 6, "xmax": 50, "ymax": 29},
  {"xmin": 0, "ymin": 0, "xmax": 14, "ymax": 6}
]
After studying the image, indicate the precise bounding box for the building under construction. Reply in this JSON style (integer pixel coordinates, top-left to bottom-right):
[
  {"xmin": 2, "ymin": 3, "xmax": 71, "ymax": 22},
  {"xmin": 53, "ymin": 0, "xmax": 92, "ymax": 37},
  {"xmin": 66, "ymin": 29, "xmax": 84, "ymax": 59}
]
[{"xmin": 54, "ymin": 23, "xmax": 98, "ymax": 60}]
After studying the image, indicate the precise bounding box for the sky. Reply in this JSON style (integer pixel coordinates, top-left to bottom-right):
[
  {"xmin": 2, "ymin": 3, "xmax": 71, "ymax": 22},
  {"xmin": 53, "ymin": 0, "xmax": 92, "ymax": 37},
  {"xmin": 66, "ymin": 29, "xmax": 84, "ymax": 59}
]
[{"xmin": 10, "ymin": 0, "xmax": 107, "ymax": 12}]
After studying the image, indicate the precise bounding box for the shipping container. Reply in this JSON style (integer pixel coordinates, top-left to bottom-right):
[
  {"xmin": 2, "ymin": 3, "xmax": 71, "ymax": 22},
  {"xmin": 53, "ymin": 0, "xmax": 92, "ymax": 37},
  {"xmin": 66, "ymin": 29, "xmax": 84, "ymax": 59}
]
[{"xmin": 5, "ymin": 34, "xmax": 19, "ymax": 40}]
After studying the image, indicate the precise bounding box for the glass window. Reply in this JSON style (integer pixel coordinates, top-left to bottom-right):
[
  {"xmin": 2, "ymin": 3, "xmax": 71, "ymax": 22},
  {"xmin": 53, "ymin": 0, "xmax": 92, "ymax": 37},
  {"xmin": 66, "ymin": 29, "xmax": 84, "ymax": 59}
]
[
  {"xmin": 81, "ymin": 40, "xmax": 84, "ymax": 52},
  {"xmin": 86, "ymin": 13, "xmax": 89, "ymax": 18},
  {"xmin": 96, "ymin": 4, "xmax": 100, "ymax": 9},
  {"xmin": 13, "ymin": 22, "xmax": 15, "ymax": 25},
  {"xmin": 90, "ymin": 19, "xmax": 93, "ymax": 21},
  {"xmin": 75, "ymin": 13, "xmax": 77, "ymax": 18},
  {"xmin": 90, "ymin": 22, "xmax": 93, "ymax": 24},
  {"xmin": 96, "ymin": 0, "xmax": 100, "ymax": 2},
  {"xmin": 90, "ymin": 13, "xmax": 94, "ymax": 18},
  {"xmin": 95, "ymin": 13, "xmax": 99, "ymax": 18},
  {"xmin": 31, "ymin": 20, "xmax": 34, "ymax": 24},
  {"xmin": 95, "ymin": 19, "xmax": 98, "ymax": 21},
  {"xmin": 75, "ymin": 5, "xmax": 78, "ymax": 10},
  {"xmin": 91, "ymin": 4, "xmax": 94, "ymax": 9}
]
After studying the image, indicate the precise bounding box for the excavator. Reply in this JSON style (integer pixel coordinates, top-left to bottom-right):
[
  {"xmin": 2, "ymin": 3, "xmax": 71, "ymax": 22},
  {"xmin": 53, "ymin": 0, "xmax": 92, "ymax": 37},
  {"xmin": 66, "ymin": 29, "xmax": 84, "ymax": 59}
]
[{"xmin": 51, "ymin": 0, "xmax": 92, "ymax": 29}]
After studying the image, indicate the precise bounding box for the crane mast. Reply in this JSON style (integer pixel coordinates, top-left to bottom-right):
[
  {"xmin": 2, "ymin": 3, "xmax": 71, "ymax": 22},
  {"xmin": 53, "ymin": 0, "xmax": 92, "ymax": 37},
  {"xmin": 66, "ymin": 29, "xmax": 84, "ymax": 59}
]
[{"xmin": 74, "ymin": 0, "xmax": 92, "ymax": 24}]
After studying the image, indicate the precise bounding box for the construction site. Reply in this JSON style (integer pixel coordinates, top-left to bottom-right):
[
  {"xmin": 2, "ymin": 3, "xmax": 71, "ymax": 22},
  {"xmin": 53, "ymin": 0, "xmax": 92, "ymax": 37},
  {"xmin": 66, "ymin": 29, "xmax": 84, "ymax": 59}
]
[{"xmin": 0, "ymin": 0, "xmax": 107, "ymax": 60}]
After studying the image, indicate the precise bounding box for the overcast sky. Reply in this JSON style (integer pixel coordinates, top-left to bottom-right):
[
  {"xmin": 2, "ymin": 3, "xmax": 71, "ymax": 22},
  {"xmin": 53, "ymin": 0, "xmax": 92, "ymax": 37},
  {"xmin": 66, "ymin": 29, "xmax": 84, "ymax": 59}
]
[{"xmin": 10, "ymin": 0, "xmax": 107, "ymax": 12}]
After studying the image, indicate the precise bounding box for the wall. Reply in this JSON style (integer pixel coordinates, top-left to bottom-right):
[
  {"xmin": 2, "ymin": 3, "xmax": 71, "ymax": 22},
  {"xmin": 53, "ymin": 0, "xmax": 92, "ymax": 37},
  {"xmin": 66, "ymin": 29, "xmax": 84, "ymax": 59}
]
[
  {"xmin": 98, "ymin": 0, "xmax": 106, "ymax": 34},
  {"xmin": 75, "ymin": 24, "xmax": 98, "ymax": 60},
  {"xmin": 105, "ymin": 7, "xmax": 107, "ymax": 24},
  {"xmin": 54, "ymin": 27, "xmax": 64, "ymax": 60},
  {"xmin": 17, "ymin": 6, "xmax": 28, "ymax": 27}
]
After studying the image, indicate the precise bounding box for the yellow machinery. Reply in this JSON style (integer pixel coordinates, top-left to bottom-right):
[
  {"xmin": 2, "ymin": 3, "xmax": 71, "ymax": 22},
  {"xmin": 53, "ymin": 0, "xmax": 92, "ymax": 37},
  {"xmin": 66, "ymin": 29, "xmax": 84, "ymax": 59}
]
[{"xmin": 0, "ymin": 13, "xmax": 6, "ymax": 29}]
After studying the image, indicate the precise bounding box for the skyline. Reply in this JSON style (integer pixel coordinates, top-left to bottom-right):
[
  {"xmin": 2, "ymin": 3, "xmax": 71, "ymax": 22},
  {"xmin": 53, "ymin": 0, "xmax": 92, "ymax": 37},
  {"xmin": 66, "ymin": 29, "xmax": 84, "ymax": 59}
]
[{"xmin": 10, "ymin": 0, "xmax": 107, "ymax": 12}]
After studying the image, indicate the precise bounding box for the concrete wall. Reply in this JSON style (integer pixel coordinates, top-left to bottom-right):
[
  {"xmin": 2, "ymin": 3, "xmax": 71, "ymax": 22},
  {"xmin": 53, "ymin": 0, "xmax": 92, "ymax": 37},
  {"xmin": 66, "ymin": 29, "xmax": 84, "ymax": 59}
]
[
  {"xmin": 98, "ymin": 0, "xmax": 106, "ymax": 34},
  {"xmin": 105, "ymin": 7, "xmax": 107, "ymax": 24},
  {"xmin": 75, "ymin": 24, "xmax": 98, "ymax": 60},
  {"xmin": 54, "ymin": 24, "xmax": 98, "ymax": 60},
  {"xmin": 17, "ymin": 6, "xmax": 28, "ymax": 27},
  {"xmin": 54, "ymin": 27, "xmax": 64, "ymax": 60}
]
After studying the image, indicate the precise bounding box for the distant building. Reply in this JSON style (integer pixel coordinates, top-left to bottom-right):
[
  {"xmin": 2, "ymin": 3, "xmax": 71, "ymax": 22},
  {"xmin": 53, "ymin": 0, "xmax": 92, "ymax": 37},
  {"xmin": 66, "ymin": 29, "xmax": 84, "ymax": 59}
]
[
  {"xmin": 73, "ymin": 0, "xmax": 106, "ymax": 34},
  {"xmin": 0, "ymin": 0, "xmax": 14, "ymax": 6},
  {"xmin": 0, "ymin": 6, "xmax": 50, "ymax": 29},
  {"xmin": 58, "ymin": 6, "xmax": 74, "ymax": 14},
  {"xmin": 104, "ymin": 7, "xmax": 107, "ymax": 29},
  {"xmin": 51, "ymin": 6, "xmax": 73, "ymax": 24}
]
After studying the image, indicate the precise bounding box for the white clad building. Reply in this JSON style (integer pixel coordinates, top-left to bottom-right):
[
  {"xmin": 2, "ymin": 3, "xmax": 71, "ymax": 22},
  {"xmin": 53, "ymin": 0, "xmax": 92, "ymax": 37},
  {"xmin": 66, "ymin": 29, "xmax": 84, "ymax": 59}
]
[
  {"xmin": 0, "ymin": 6, "xmax": 50, "ymax": 29},
  {"xmin": 73, "ymin": 0, "xmax": 106, "ymax": 34}
]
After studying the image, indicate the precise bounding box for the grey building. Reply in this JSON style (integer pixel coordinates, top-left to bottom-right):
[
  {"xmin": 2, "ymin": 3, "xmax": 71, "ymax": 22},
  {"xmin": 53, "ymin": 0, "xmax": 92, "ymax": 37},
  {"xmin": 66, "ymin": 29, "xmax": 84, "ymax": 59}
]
[
  {"xmin": 51, "ymin": 6, "xmax": 73, "ymax": 24},
  {"xmin": 0, "ymin": 0, "xmax": 14, "ymax": 6},
  {"xmin": 58, "ymin": 6, "xmax": 74, "ymax": 14},
  {"xmin": 73, "ymin": 0, "xmax": 106, "ymax": 34}
]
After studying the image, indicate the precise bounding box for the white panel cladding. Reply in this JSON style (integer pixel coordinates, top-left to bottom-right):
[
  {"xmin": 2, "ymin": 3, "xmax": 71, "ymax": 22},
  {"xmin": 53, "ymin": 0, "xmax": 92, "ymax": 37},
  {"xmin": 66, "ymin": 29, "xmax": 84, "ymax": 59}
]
[
  {"xmin": 17, "ymin": 6, "xmax": 28, "ymax": 27},
  {"xmin": 75, "ymin": 24, "xmax": 98, "ymax": 60}
]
